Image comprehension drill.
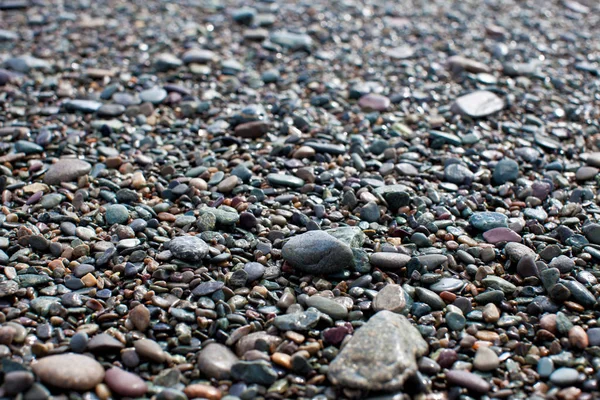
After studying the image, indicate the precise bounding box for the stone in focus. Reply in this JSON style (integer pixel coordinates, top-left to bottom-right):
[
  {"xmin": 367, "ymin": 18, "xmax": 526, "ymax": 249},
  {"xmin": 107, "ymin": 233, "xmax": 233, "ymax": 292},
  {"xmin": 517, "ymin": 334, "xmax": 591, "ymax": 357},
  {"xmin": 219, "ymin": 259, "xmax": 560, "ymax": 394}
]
[
  {"xmin": 327, "ymin": 310, "xmax": 428, "ymax": 391},
  {"xmin": 282, "ymin": 230, "xmax": 354, "ymax": 274}
]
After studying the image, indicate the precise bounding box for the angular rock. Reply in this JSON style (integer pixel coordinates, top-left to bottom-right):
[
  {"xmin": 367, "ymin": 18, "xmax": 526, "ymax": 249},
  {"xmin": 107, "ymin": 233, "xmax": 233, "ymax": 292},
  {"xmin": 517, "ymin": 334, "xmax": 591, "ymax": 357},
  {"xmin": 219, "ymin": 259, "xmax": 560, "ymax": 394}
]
[
  {"xmin": 452, "ymin": 90, "xmax": 504, "ymax": 118},
  {"xmin": 327, "ymin": 311, "xmax": 428, "ymax": 391}
]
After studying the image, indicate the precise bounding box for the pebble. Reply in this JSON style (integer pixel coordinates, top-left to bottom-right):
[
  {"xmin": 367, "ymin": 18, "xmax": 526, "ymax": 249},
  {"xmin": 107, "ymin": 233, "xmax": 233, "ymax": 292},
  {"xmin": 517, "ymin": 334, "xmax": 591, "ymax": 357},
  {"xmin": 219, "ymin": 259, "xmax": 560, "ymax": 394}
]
[
  {"xmin": 198, "ymin": 343, "xmax": 239, "ymax": 379},
  {"xmin": 373, "ymin": 284, "xmax": 408, "ymax": 314},
  {"xmin": 549, "ymin": 367, "xmax": 579, "ymax": 386},
  {"xmin": 446, "ymin": 370, "xmax": 491, "ymax": 393},
  {"xmin": 328, "ymin": 311, "xmax": 428, "ymax": 391},
  {"xmin": 230, "ymin": 360, "xmax": 278, "ymax": 385},
  {"xmin": 473, "ymin": 346, "xmax": 500, "ymax": 371},
  {"xmin": 105, "ymin": 368, "xmax": 147, "ymax": 397},
  {"xmin": 134, "ymin": 339, "xmax": 166, "ymax": 363},
  {"xmin": 167, "ymin": 236, "xmax": 209, "ymax": 262},
  {"xmin": 282, "ymin": 231, "xmax": 354, "ymax": 274},
  {"xmin": 43, "ymin": 159, "xmax": 91, "ymax": 185},
  {"xmin": 452, "ymin": 90, "xmax": 504, "ymax": 118},
  {"xmin": 32, "ymin": 353, "xmax": 105, "ymax": 391}
]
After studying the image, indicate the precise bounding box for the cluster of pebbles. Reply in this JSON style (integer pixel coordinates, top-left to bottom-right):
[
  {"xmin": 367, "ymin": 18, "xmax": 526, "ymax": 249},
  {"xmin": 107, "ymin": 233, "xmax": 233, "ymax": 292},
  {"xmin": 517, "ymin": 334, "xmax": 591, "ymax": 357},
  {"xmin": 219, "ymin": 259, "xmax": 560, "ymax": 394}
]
[{"xmin": 1, "ymin": 0, "xmax": 600, "ymax": 398}]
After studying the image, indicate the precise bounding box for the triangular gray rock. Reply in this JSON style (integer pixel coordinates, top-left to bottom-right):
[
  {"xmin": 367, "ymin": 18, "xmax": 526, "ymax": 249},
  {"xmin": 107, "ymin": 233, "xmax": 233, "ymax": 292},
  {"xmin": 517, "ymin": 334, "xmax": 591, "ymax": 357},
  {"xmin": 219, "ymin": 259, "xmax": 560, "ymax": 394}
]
[{"xmin": 328, "ymin": 310, "xmax": 428, "ymax": 391}]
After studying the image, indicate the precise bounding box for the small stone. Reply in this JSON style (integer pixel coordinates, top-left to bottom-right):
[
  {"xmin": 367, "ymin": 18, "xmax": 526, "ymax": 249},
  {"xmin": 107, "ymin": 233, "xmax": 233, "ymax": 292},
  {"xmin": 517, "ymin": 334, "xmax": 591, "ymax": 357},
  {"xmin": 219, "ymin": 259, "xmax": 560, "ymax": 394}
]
[
  {"xmin": 105, "ymin": 204, "xmax": 129, "ymax": 225},
  {"xmin": 445, "ymin": 163, "xmax": 473, "ymax": 185},
  {"xmin": 183, "ymin": 384, "xmax": 222, "ymax": 400},
  {"xmin": 134, "ymin": 339, "xmax": 166, "ymax": 363},
  {"xmin": 473, "ymin": 346, "xmax": 499, "ymax": 371},
  {"xmin": 282, "ymin": 231, "xmax": 354, "ymax": 274},
  {"xmin": 267, "ymin": 173, "xmax": 305, "ymax": 188},
  {"xmin": 369, "ymin": 252, "xmax": 411, "ymax": 269},
  {"xmin": 470, "ymin": 212, "xmax": 508, "ymax": 231},
  {"xmin": 492, "ymin": 159, "xmax": 519, "ymax": 184},
  {"xmin": 198, "ymin": 343, "xmax": 239, "ymax": 380},
  {"xmin": 87, "ymin": 333, "xmax": 125, "ymax": 352},
  {"xmin": 568, "ymin": 326, "xmax": 588, "ymax": 350},
  {"xmin": 305, "ymin": 296, "xmax": 348, "ymax": 320},
  {"xmin": 43, "ymin": 159, "xmax": 92, "ymax": 185},
  {"xmin": 517, "ymin": 256, "xmax": 539, "ymax": 277},
  {"xmin": 129, "ymin": 304, "xmax": 150, "ymax": 331},
  {"xmin": 105, "ymin": 368, "xmax": 147, "ymax": 397},
  {"xmin": 452, "ymin": 90, "xmax": 504, "ymax": 118},
  {"xmin": 231, "ymin": 360, "xmax": 278, "ymax": 385},
  {"xmin": 358, "ymin": 93, "xmax": 390, "ymax": 111},
  {"xmin": 4, "ymin": 371, "xmax": 34, "ymax": 395},
  {"xmin": 167, "ymin": 236, "xmax": 209, "ymax": 262},
  {"xmin": 373, "ymin": 284, "xmax": 408, "ymax": 314},
  {"xmin": 483, "ymin": 227, "xmax": 521, "ymax": 243},
  {"xmin": 549, "ymin": 367, "xmax": 579, "ymax": 386},
  {"xmin": 447, "ymin": 55, "xmax": 491, "ymax": 73},
  {"xmin": 273, "ymin": 311, "xmax": 321, "ymax": 331},
  {"xmin": 504, "ymin": 242, "xmax": 536, "ymax": 262},
  {"xmin": 483, "ymin": 303, "xmax": 500, "ymax": 323},
  {"xmin": 549, "ymin": 255, "xmax": 575, "ymax": 273},
  {"xmin": 538, "ymin": 357, "xmax": 554, "ymax": 378},
  {"xmin": 446, "ymin": 370, "xmax": 491, "ymax": 393}
]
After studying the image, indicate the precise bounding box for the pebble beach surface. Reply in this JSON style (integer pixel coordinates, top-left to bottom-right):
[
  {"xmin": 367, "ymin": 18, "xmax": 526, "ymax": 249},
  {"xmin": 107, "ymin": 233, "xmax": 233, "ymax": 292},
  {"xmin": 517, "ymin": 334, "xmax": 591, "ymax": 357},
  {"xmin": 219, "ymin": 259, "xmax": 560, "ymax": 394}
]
[{"xmin": 1, "ymin": 0, "xmax": 600, "ymax": 399}]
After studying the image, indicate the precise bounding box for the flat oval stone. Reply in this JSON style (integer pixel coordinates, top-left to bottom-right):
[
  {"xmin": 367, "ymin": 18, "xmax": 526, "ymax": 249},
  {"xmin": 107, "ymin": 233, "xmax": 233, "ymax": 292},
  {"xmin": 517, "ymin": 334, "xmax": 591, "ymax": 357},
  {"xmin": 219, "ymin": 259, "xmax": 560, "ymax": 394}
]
[
  {"xmin": 273, "ymin": 311, "xmax": 321, "ymax": 331},
  {"xmin": 483, "ymin": 227, "xmax": 521, "ymax": 243},
  {"xmin": 267, "ymin": 173, "xmax": 305, "ymax": 188},
  {"xmin": 105, "ymin": 368, "xmax": 147, "ymax": 397},
  {"xmin": 192, "ymin": 281, "xmax": 225, "ymax": 296},
  {"xmin": 446, "ymin": 370, "xmax": 491, "ymax": 393},
  {"xmin": 32, "ymin": 353, "xmax": 105, "ymax": 391},
  {"xmin": 430, "ymin": 278, "xmax": 465, "ymax": 293},
  {"xmin": 452, "ymin": 90, "xmax": 504, "ymax": 118},
  {"xmin": 358, "ymin": 93, "xmax": 390, "ymax": 111},
  {"xmin": 139, "ymin": 87, "xmax": 167, "ymax": 104},
  {"xmin": 306, "ymin": 296, "xmax": 348, "ymax": 320},
  {"xmin": 549, "ymin": 367, "xmax": 579, "ymax": 386},
  {"xmin": 369, "ymin": 252, "xmax": 411, "ymax": 269},
  {"xmin": 470, "ymin": 212, "xmax": 508, "ymax": 231},
  {"xmin": 43, "ymin": 159, "xmax": 92, "ymax": 185},
  {"xmin": 182, "ymin": 48, "xmax": 216, "ymax": 64},
  {"xmin": 198, "ymin": 343, "xmax": 239, "ymax": 380}
]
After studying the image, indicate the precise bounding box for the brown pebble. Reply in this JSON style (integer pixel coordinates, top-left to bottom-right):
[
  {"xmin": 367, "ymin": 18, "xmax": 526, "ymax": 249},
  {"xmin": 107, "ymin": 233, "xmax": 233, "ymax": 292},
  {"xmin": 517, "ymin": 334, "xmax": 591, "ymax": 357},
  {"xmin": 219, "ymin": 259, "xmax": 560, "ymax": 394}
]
[
  {"xmin": 81, "ymin": 273, "xmax": 97, "ymax": 287},
  {"xmin": 184, "ymin": 384, "xmax": 222, "ymax": 400},
  {"xmin": 475, "ymin": 330, "xmax": 499, "ymax": 343},
  {"xmin": 540, "ymin": 314, "xmax": 557, "ymax": 333},
  {"xmin": 129, "ymin": 304, "xmax": 151, "ymax": 332},
  {"xmin": 272, "ymin": 352, "xmax": 292, "ymax": 369},
  {"xmin": 568, "ymin": 326, "xmax": 588, "ymax": 350},
  {"xmin": 483, "ymin": 303, "xmax": 500, "ymax": 323},
  {"xmin": 104, "ymin": 368, "xmax": 147, "ymax": 397}
]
